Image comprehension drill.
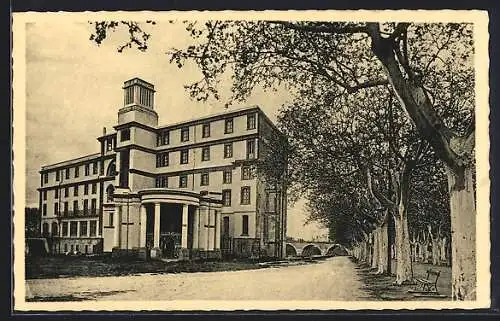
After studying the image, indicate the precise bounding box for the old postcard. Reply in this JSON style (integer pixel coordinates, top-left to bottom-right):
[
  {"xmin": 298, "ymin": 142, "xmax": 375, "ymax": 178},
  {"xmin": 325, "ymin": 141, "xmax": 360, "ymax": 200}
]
[{"xmin": 12, "ymin": 10, "xmax": 490, "ymax": 311}]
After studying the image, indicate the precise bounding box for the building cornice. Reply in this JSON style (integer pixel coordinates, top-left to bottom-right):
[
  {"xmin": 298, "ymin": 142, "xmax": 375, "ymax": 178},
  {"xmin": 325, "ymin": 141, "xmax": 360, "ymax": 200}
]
[
  {"xmin": 40, "ymin": 154, "xmax": 115, "ymax": 173},
  {"xmin": 38, "ymin": 176, "xmax": 115, "ymax": 191},
  {"xmin": 156, "ymin": 106, "xmax": 261, "ymax": 132},
  {"xmin": 114, "ymin": 121, "xmax": 157, "ymax": 133}
]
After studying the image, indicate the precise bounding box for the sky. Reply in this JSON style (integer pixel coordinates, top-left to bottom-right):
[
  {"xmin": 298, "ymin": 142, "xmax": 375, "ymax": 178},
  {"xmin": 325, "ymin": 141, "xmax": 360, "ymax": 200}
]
[{"xmin": 23, "ymin": 20, "xmax": 328, "ymax": 241}]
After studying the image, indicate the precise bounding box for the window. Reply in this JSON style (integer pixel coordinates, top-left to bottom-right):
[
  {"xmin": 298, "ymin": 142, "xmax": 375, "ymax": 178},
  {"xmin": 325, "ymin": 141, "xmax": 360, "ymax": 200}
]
[
  {"xmin": 202, "ymin": 123, "xmax": 210, "ymax": 138},
  {"xmin": 92, "ymin": 162, "xmax": 98, "ymax": 175},
  {"xmin": 55, "ymin": 170, "xmax": 60, "ymax": 181},
  {"xmin": 64, "ymin": 202, "xmax": 68, "ymax": 216},
  {"xmin": 85, "ymin": 164, "xmax": 90, "ymax": 176},
  {"xmin": 91, "ymin": 199, "xmax": 97, "ymax": 214},
  {"xmin": 223, "ymin": 170, "xmax": 232, "ymax": 184},
  {"xmin": 201, "ymin": 147, "xmax": 210, "ymax": 161},
  {"xmin": 65, "ymin": 168, "xmax": 70, "ymax": 179},
  {"xmin": 75, "ymin": 166, "xmax": 79, "ymax": 178},
  {"xmin": 241, "ymin": 186, "xmax": 251, "ymax": 205},
  {"xmin": 109, "ymin": 212, "xmax": 114, "ymax": 227},
  {"xmin": 84, "ymin": 184, "xmax": 89, "ymax": 195},
  {"xmin": 54, "ymin": 203, "xmax": 59, "ymax": 216},
  {"xmin": 247, "ymin": 113, "xmax": 256, "ymax": 130},
  {"xmin": 51, "ymin": 222, "xmax": 58, "ymax": 237},
  {"xmin": 64, "ymin": 187, "xmax": 69, "ymax": 197},
  {"xmin": 121, "ymin": 128, "xmax": 130, "ymax": 141},
  {"xmin": 119, "ymin": 150, "xmax": 130, "ymax": 188},
  {"xmin": 222, "ymin": 189, "xmax": 231, "ymax": 207},
  {"xmin": 70, "ymin": 222, "xmax": 77, "ymax": 236},
  {"xmin": 156, "ymin": 152, "xmax": 169, "ymax": 167},
  {"xmin": 179, "ymin": 175, "xmax": 188, "ymax": 188},
  {"xmin": 224, "ymin": 118, "xmax": 233, "ymax": 134},
  {"xmin": 73, "ymin": 200, "xmax": 79, "ymax": 213},
  {"xmin": 156, "ymin": 176, "xmax": 168, "ymax": 188},
  {"xmin": 201, "ymin": 173, "xmax": 209, "ymax": 186},
  {"xmin": 42, "ymin": 223, "xmax": 49, "ymax": 236},
  {"xmin": 224, "ymin": 143, "xmax": 233, "ymax": 158},
  {"xmin": 90, "ymin": 221, "xmax": 97, "ymax": 236},
  {"xmin": 157, "ymin": 130, "xmax": 169, "ymax": 146},
  {"xmin": 106, "ymin": 162, "xmax": 116, "ymax": 177},
  {"xmin": 242, "ymin": 166, "xmax": 253, "ymax": 180},
  {"xmin": 62, "ymin": 222, "xmax": 68, "ymax": 236},
  {"xmin": 91, "ymin": 183, "xmax": 97, "ymax": 194},
  {"xmin": 43, "ymin": 191, "xmax": 47, "ymax": 201},
  {"xmin": 106, "ymin": 185, "xmax": 114, "ymax": 202},
  {"xmin": 42, "ymin": 204, "xmax": 47, "ymax": 216},
  {"xmin": 242, "ymin": 215, "xmax": 249, "ymax": 235},
  {"xmin": 74, "ymin": 185, "xmax": 79, "ymax": 196},
  {"xmin": 181, "ymin": 127, "xmax": 189, "ymax": 142},
  {"xmin": 83, "ymin": 199, "xmax": 89, "ymax": 215},
  {"xmin": 54, "ymin": 189, "xmax": 59, "ymax": 199},
  {"xmin": 246, "ymin": 139, "xmax": 256, "ymax": 159},
  {"xmin": 180, "ymin": 150, "xmax": 189, "ymax": 164},
  {"xmin": 223, "ymin": 216, "xmax": 230, "ymax": 235},
  {"xmin": 100, "ymin": 161, "xmax": 105, "ymax": 175},
  {"xmin": 80, "ymin": 221, "xmax": 88, "ymax": 236},
  {"xmin": 43, "ymin": 173, "xmax": 48, "ymax": 184},
  {"xmin": 106, "ymin": 139, "xmax": 113, "ymax": 151}
]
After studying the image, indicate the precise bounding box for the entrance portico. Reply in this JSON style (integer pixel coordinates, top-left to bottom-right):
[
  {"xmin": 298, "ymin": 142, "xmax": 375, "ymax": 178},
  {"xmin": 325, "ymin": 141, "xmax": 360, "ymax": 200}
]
[{"xmin": 138, "ymin": 189, "xmax": 223, "ymax": 260}]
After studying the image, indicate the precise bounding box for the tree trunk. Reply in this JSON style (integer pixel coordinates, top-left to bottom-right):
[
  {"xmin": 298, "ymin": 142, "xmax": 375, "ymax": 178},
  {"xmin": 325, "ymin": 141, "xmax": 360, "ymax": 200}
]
[
  {"xmin": 366, "ymin": 234, "xmax": 372, "ymax": 266},
  {"xmin": 446, "ymin": 165, "xmax": 476, "ymax": 300},
  {"xmin": 431, "ymin": 237, "xmax": 440, "ymax": 265},
  {"xmin": 428, "ymin": 225, "xmax": 440, "ymax": 265},
  {"xmin": 440, "ymin": 237, "xmax": 447, "ymax": 263},
  {"xmin": 394, "ymin": 212, "xmax": 413, "ymax": 284},
  {"xmin": 377, "ymin": 221, "xmax": 389, "ymax": 274},
  {"xmin": 372, "ymin": 229, "xmax": 379, "ymax": 269}
]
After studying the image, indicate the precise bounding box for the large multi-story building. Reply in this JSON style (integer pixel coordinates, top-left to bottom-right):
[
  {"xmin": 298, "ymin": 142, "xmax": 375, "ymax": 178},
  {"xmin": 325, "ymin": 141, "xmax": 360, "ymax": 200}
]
[{"xmin": 38, "ymin": 78, "xmax": 288, "ymax": 260}]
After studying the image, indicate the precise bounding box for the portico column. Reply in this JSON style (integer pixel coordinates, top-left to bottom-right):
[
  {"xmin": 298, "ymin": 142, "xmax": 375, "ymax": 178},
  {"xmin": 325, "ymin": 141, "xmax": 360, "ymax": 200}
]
[
  {"xmin": 96, "ymin": 220, "xmax": 100, "ymax": 237},
  {"xmin": 215, "ymin": 210, "xmax": 221, "ymax": 249},
  {"xmin": 76, "ymin": 221, "xmax": 81, "ymax": 238},
  {"xmin": 181, "ymin": 204, "xmax": 189, "ymax": 248},
  {"xmin": 192, "ymin": 207, "xmax": 199, "ymax": 249},
  {"xmin": 113, "ymin": 206, "xmax": 122, "ymax": 248},
  {"xmin": 87, "ymin": 220, "xmax": 91, "ymax": 237},
  {"xmin": 207, "ymin": 210, "xmax": 214, "ymax": 250},
  {"xmin": 154, "ymin": 203, "xmax": 161, "ymax": 248},
  {"xmin": 139, "ymin": 204, "xmax": 147, "ymax": 247},
  {"xmin": 199, "ymin": 205, "xmax": 208, "ymax": 250}
]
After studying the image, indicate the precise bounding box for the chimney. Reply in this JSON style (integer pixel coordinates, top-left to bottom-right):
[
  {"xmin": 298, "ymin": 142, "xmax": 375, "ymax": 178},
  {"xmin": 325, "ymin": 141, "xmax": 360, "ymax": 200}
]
[{"xmin": 103, "ymin": 127, "xmax": 107, "ymax": 135}]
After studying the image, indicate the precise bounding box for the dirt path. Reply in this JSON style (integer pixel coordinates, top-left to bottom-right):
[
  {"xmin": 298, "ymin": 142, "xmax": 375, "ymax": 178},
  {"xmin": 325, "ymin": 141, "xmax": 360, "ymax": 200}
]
[{"xmin": 26, "ymin": 257, "xmax": 371, "ymax": 301}]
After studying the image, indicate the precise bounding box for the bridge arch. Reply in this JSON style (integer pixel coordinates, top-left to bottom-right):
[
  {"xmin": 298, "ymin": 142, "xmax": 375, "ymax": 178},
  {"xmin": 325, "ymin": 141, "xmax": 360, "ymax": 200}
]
[
  {"xmin": 285, "ymin": 243, "xmax": 298, "ymax": 257},
  {"xmin": 301, "ymin": 244, "xmax": 321, "ymax": 257},
  {"xmin": 325, "ymin": 244, "xmax": 348, "ymax": 257}
]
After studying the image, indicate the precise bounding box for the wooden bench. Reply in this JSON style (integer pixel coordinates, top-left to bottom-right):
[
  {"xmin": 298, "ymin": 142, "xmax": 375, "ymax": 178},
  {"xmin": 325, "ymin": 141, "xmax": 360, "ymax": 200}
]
[{"xmin": 413, "ymin": 269, "xmax": 441, "ymax": 294}]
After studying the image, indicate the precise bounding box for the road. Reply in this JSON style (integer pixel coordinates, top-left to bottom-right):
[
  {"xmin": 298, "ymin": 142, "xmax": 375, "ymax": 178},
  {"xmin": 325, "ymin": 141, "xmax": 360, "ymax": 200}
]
[{"xmin": 26, "ymin": 257, "xmax": 371, "ymax": 301}]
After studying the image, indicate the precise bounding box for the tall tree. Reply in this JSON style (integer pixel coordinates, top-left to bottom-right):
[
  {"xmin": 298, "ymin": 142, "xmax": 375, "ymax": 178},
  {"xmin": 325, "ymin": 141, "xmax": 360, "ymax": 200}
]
[{"xmin": 90, "ymin": 20, "xmax": 476, "ymax": 300}]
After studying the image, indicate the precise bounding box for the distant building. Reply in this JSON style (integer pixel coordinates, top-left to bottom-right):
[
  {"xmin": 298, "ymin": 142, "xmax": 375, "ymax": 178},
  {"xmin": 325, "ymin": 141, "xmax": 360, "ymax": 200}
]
[{"xmin": 38, "ymin": 78, "xmax": 288, "ymax": 260}]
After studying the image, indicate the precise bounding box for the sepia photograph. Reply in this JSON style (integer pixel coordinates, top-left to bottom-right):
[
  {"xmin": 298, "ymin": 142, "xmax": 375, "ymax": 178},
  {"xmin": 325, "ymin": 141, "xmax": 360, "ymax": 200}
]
[{"xmin": 12, "ymin": 10, "xmax": 490, "ymax": 311}]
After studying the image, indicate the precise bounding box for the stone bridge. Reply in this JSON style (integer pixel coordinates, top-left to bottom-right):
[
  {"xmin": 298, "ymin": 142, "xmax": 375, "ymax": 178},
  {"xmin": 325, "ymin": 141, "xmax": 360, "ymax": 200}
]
[{"xmin": 285, "ymin": 241, "xmax": 348, "ymax": 257}]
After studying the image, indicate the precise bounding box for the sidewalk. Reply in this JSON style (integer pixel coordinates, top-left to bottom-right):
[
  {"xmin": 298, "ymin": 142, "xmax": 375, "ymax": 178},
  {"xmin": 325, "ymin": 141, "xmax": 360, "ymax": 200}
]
[{"xmin": 353, "ymin": 258, "xmax": 452, "ymax": 301}]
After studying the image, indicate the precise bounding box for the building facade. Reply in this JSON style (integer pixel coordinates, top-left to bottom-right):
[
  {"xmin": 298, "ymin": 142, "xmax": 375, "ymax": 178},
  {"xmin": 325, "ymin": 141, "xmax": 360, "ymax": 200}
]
[{"xmin": 38, "ymin": 78, "xmax": 288, "ymax": 260}]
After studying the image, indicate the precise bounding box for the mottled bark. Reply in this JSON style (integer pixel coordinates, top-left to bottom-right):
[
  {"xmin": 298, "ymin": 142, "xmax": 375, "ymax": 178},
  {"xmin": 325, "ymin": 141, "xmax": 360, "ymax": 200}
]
[
  {"xmin": 447, "ymin": 165, "xmax": 476, "ymax": 300},
  {"xmin": 377, "ymin": 221, "xmax": 389, "ymax": 274}
]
